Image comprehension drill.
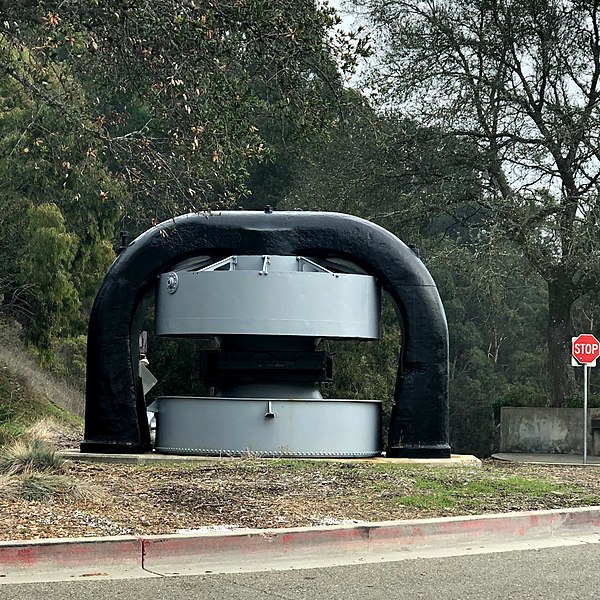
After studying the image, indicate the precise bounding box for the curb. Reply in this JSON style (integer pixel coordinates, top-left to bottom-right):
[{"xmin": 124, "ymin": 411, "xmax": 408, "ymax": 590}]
[
  {"xmin": 141, "ymin": 506, "xmax": 600, "ymax": 573},
  {"xmin": 0, "ymin": 536, "xmax": 141, "ymax": 577},
  {"xmin": 1, "ymin": 506, "xmax": 600, "ymax": 579}
]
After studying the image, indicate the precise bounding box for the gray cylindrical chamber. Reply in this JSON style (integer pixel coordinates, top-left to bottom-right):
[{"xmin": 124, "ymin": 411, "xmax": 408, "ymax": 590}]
[
  {"xmin": 151, "ymin": 254, "xmax": 383, "ymax": 458},
  {"xmin": 155, "ymin": 255, "xmax": 381, "ymax": 339}
]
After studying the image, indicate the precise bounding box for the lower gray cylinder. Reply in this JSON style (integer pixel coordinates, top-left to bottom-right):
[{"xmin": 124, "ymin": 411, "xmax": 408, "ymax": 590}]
[{"xmin": 152, "ymin": 396, "xmax": 382, "ymax": 457}]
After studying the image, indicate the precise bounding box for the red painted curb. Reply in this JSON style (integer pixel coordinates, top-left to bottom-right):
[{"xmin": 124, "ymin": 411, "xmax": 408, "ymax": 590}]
[
  {"xmin": 140, "ymin": 506, "xmax": 600, "ymax": 570},
  {"xmin": 0, "ymin": 536, "xmax": 142, "ymax": 576},
  {"xmin": 1, "ymin": 507, "xmax": 600, "ymax": 577}
]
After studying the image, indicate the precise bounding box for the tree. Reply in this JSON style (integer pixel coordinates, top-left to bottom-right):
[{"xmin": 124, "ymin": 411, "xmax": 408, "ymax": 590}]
[
  {"xmin": 18, "ymin": 203, "xmax": 79, "ymax": 358},
  {"xmin": 0, "ymin": 49, "xmax": 129, "ymax": 335},
  {"xmin": 282, "ymin": 92, "xmax": 552, "ymax": 454},
  {"xmin": 0, "ymin": 2, "xmax": 367, "ymax": 359},
  {"xmin": 1, "ymin": 1, "xmax": 365, "ymax": 221},
  {"xmin": 354, "ymin": 0, "xmax": 600, "ymax": 406}
]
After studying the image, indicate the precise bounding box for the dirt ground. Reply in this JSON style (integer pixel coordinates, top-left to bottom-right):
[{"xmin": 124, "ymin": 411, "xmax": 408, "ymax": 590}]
[{"xmin": 2, "ymin": 455, "xmax": 600, "ymax": 541}]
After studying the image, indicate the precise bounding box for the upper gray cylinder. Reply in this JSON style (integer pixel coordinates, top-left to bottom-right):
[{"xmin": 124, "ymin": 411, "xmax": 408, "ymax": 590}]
[{"xmin": 155, "ymin": 255, "xmax": 381, "ymax": 339}]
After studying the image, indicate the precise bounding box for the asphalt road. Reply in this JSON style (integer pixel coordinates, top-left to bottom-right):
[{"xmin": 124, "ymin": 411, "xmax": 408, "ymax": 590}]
[{"xmin": 3, "ymin": 543, "xmax": 599, "ymax": 600}]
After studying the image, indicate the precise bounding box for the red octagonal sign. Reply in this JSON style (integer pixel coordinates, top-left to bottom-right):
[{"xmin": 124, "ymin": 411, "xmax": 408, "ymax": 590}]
[{"xmin": 572, "ymin": 334, "xmax": 600, "ymax": 365}]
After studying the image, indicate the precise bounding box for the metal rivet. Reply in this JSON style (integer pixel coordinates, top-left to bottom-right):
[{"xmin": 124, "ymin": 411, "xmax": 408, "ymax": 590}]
[{"xmin": 166, "ymin": 272, "xmax": 179, "ymax": 294}]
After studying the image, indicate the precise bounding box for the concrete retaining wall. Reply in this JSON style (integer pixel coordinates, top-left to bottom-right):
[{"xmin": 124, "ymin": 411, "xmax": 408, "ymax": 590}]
[{"xmin": 500, "ymin": 407, "xmax": 600, "ymax": 454}]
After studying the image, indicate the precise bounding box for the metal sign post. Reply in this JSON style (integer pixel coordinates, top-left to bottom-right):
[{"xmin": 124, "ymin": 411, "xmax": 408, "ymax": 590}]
[
  {"xmin": 572, "ymin": 334, "xmax": 600, "ymax": 465},
  {"xmin": 584, "ymin": 364, "xmax": 589, "ymax": 465}
]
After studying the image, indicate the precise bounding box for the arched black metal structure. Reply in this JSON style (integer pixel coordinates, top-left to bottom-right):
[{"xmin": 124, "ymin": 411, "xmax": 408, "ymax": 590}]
[{"xmin": 82, "ymin": 211, "xmax": 450, "ymax": 458}]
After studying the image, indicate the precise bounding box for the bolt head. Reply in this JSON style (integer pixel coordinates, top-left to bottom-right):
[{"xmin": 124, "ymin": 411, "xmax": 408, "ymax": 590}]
[{"xmin": 166, "ymin": 272, "xmax": 179, "ymax": 294}]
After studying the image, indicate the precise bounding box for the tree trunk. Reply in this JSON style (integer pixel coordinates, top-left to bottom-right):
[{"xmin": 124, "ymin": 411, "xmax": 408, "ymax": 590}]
[{"xmin": 547, "ymin": 280, "xmax": 576, "ymax": 407}]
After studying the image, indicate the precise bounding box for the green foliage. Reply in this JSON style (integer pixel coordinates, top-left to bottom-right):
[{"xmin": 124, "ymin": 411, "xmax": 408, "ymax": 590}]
[
  {"xmin": 388, "ymin": 469, "xmax": 596, "ymax": 511},
  {"xmin": 279, "ymin": 93, "xmax": 556, "ymax": 455},
  {"xmin": 1, "ymin": 1, "xmax": 364, "ymax": 219},
  {"xmin": 146, "ymin": 336, "xmax": 213, "ymax": 399},
  {"xmin": 18, "ymin": 203, "xmax": 79, "ymax": 355},
  {"xmin": 499, "ymin": 384, "xmax": 550, "ymax": 410},
  {"xmin": 322, "ymin": 293, "xmax": 400, "ymax": 438},
  {"xmin": 0, "ymin": 2, "xmax": 365, "ymax": 361},
  {"xmin": 49, "ymin": 335, "xmax": 88, "ymax": 391},
  {"xmin": 430, "ymin": 241, "xmax": 549, "ymax": 455},
  {"xmin": 0, "ymin": 193, "xmax": 27, "ymax": 313},
  {"xmin": 355, "ymin": 0, "xmax": 600, "ymax": 406},
  {"xmin": 0, "ymin": 50, "xmax": 125, "ymax": 351},
  {"xmin": 0, "ymin": 1, "xmax": 586, "ymax": 458}
]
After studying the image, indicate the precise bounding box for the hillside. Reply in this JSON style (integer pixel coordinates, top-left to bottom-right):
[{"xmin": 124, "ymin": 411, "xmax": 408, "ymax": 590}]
[{"xmin": 0, "ymin": 322, "xmax": 83, "ymax": 443}]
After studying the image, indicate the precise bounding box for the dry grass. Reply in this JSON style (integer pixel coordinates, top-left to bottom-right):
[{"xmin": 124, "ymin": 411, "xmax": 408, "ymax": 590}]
[
  {"xmin": 0, "ymin": 473, "xmax": 102, "ymax": 502},
  {"xmin": 25, "ymin": 418, "xmax": 78, "ymax": 447},
  {"xmin": 0, "ymin": 321, "xmax": 83, "ymax": 445},
  {"xmin": 0, "ymin": 333, "xmax": 84, "ymax": 419},
  {"xmin": 0, "ymin": 321, "xmax": 95, "ymax": 504},
  {"xmin": 0, "ymin": 437, "xmax": 64, "ymax": 475},
  {"xmin": 0, "ymin": 430, "xmax": 101, "ymax": 503},
  {"xmin": 2, "ymin": 457, "xmax": 600, "ymax": 541},
  {"xmin": 1, "ymin": 453, "xmax": 600, "ymax": 540}
]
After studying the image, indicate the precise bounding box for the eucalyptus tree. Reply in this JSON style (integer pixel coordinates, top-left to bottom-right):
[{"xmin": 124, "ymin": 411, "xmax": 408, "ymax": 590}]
[{"xmin": 355, "ymin": 0, "xmax": 600, "ymax": 406}]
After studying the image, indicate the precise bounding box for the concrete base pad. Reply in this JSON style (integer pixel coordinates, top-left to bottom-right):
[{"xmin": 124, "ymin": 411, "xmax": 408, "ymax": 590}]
[
  {"xmin": 347, "ymin": 454, "xmax": 481, "ymax": 467},
  {"xmin": 61, "ymin": 450, "xmax": 480, "ymax": 468}
]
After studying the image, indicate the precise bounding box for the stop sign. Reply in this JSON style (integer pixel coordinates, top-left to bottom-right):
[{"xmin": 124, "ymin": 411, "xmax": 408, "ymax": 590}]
[{"xmin": 572, "ymin": 334, "xmax": 600, "ymax": 365}]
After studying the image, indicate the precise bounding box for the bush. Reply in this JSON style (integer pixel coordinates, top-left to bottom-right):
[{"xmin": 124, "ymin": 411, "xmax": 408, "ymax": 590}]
[{"xmin": 49, "ymin": 335, "xmax": 87, "ymax": 392}]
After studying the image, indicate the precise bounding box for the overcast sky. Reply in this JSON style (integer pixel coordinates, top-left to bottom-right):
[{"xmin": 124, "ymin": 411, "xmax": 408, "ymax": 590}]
[
  {"xmin": 326, "ymin": 0, "xmax": 373, "ymax": 87},
  {"xmin": 329, "ymin": 0, "xmax": 358, "ymax": 32}
]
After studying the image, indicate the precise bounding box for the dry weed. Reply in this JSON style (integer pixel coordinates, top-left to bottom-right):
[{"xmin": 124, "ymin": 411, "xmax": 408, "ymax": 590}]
[
  {"xmin": 0, "ymin": 473, "xmax": 103, "ymax": 502},
  {"xmin": 0, "ymin": 438, "xmax": 64, "ymax": 475},
  {"xmin": 25, "ymin": 418, "xmax": 72, "ymax": 446}
]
